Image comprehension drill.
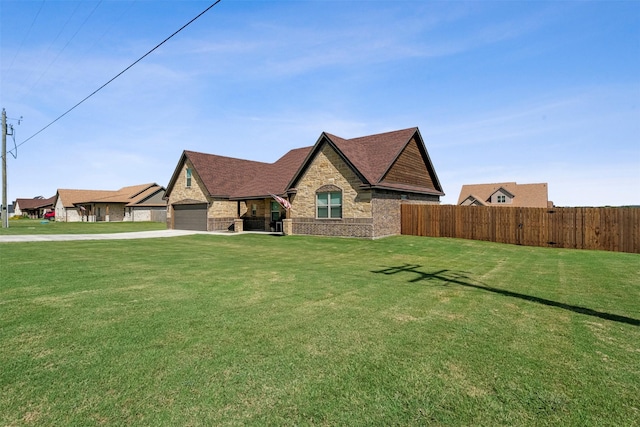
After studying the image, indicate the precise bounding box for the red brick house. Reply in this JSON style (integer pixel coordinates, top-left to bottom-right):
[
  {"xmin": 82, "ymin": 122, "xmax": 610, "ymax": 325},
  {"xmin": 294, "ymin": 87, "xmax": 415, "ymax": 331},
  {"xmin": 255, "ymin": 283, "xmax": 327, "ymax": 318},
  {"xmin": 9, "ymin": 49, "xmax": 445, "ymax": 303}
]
[{"xmin": 165, "ymin": 127, "xmax": 444, "ymax": 238}]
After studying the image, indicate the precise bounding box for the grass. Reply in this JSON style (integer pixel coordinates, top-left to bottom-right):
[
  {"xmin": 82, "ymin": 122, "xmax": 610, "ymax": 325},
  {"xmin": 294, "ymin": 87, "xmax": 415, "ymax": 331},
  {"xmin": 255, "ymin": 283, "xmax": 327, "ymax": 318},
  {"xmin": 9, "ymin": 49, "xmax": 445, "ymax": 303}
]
[
  {"xmin": 0, "ymin": 219, "xmax": 165, "ymax": 235},
  {"xmin": 1, "ymin": 234, "xmax": 639, "ymax": 426}
]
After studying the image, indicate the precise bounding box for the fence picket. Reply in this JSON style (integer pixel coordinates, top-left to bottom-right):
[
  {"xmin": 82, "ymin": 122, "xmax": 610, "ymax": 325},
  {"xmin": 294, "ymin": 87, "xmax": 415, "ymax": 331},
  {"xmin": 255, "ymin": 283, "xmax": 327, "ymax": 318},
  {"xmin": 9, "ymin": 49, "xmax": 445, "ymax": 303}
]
[{"xmin": 401, "ymin": 204, "xmax": 639, "ymax": 254}]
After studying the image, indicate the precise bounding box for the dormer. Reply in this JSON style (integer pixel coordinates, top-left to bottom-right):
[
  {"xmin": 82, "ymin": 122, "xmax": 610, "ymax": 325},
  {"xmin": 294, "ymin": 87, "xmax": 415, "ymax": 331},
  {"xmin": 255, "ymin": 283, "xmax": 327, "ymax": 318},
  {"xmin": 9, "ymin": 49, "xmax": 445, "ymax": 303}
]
[
  {"xmin": 460, "ymin": 195, "xmax": 486, "ymax": 206},
  {"xmin": 489, "ymin": 187, "xmax": 515, "ymax": 204}
]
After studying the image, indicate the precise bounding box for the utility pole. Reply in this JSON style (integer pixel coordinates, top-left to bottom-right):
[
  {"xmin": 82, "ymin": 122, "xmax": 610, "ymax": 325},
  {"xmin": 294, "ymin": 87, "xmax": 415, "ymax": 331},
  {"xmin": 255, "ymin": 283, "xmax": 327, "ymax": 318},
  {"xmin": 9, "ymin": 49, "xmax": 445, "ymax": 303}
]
[{"xmin": 2, "ymin": 108, "xmax": 7, "ymax": 228}]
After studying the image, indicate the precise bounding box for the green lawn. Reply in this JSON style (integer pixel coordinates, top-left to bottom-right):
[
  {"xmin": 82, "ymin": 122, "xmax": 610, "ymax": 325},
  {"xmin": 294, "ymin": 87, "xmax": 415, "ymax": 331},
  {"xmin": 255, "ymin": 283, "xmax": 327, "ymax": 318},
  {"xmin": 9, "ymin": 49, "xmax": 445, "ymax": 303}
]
[
  {"xmin": 0, "ymin": 219, "xmax": 166, "ymax": 235},
  {"xmin": 1, "ymin": 234, "xmax": 638, "ymax": 426}
]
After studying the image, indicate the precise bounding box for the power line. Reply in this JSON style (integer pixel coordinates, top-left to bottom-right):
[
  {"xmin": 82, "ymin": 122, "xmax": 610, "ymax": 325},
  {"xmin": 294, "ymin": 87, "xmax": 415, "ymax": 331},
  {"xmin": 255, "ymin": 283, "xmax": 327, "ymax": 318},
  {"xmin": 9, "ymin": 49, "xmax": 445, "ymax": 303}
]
[
  {"xmin": 26, "ymin": 1, "xmax": 104, "ymax": 98},
  {"xmin": 6, "ymin": 0, "xmax": 46, "ymax": 73},
  {"xmin": 11, "ymin": 0, "xmax": 222, "ymax": 153},
  {"xmin": 18, "ymin": 1, "xmax": 85, "ymax": 99}
]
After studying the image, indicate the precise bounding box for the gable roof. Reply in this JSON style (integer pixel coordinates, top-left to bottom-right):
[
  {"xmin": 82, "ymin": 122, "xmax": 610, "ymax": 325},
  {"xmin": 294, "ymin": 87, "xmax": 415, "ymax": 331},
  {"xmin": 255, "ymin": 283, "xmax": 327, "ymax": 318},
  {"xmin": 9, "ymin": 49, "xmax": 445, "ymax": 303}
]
[
  {"xmin": 231, "ymin": 146, "xmax": 312, "ymax": 199},
  {"xmin": 291, "ymin": 127, "xmax": 443, "ymax": 196},
  {"xmin": 15, "ymin": 196, "xmax": 55, "ymax": 210},
  {"xmin": 167, "ymin": 147, "xmax": 313, "ymax": 200},
  {"xmin": 167, "ymin": 127, "xmax": 443, "ymax": 201},
  {"xmin": 183, "ymin": 151, "xmax": 270, "ymax": 198},
  {"xmin": 56, "ymin": 184, "xmax": 165, "ymax": 208},
  {"xmin": 457, "ymin": 182, "xmax": 549, "ymax": 208},
  {"xmin": 490, "ymin": 186, "xmax": 515, "ymax": 199},
  {"xmin": 126, "ymin": 185, "xmax": 166, "ymax": 207},
  {"xmin": 460, "ymin": 195, "xmax": 486, "ymax": 206},
  {"xmin": 326, "ymin": 127, "xmax": 416, "ymax": 184}
]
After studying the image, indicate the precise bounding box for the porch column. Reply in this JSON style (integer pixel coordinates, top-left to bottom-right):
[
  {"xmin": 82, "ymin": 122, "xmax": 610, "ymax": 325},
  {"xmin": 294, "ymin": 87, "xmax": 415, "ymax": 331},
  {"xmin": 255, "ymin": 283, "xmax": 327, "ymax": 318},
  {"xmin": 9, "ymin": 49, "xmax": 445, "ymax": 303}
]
[
  {"xmin": 234, "ymin": 218, "xmax": 244, "ymax": 233},
  {"xmin": 282, "ymin": 218, "xmax": 293, "ymax": 236}
]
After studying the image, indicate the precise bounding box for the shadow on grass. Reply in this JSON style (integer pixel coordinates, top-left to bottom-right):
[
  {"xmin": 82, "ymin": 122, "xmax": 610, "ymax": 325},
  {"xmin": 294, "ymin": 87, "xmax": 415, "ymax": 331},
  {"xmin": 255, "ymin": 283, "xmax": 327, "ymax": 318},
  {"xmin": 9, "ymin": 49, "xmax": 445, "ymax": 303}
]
[{"xmin": 372, "ymin": 264, "xmax": 639, "ymax": 327}]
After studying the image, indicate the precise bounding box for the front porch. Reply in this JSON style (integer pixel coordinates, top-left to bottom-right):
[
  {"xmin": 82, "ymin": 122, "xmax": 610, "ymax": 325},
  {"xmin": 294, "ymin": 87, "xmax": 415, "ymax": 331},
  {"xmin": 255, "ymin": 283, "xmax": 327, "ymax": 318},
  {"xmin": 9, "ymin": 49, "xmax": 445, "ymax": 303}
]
[
  {"xmin": 234, "ymin": 217, "xmax": 292, "ymax": 235},
  {"xmin": 232, "ymin": 197, "xmax": 292, "ymax": 234}
]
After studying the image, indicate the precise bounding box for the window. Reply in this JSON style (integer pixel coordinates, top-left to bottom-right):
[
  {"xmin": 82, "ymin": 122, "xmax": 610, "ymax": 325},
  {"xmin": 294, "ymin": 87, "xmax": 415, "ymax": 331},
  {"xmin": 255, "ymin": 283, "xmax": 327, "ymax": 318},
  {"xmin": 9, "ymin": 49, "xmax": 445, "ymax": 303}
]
[
  {"xmin": 317, "ymin": 191, "xmax": 342, "ymax": 218},
  {"xmin": 271, "ymin": 201, "xmax": 280, "ymax": 221},
  {"xmin": 186, "ymin": 168, "xmax": 192, "ymax": 188},
  {"xmin": 251, "ymin": 204, "xmax": 257, "ymax": 217},
  {"xmin": 497, "ymin": 195, "xmax": 506, "ymax": 203}
]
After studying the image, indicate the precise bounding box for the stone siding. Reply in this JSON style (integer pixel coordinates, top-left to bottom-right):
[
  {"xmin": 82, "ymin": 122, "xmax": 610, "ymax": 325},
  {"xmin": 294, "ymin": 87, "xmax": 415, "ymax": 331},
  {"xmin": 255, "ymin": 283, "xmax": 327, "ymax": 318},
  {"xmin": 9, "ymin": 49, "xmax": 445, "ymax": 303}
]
[
  {"xmin": 210, "ymin": 199, "xmax": 237, "ymax": 218},
  {"xmin": 209, "ymin": 200, "xmax": 237, "ymax": 230},
  {"xmin": 371, "ymin": 191, "xmax": 440, "ymax": 238},
  {"xmin": 210, "ymin": 217, "xmax": 235, "ymax": 231},
  {"xmin": 131, "ymin": 206, "xmax": 167, "ymax": 222},
  {"xmin": 292, "ymin": 143, "xmax": 371, "ymax": 219},
  {"xmin": 167, "ymin": 160, "xmax": 210, "ymax": 229},
  {"xmin": 92, "ymin": 203, "xmax": 125, "ymax": 222},
  {"xmin": 291, "ymin": 142, "xmax": 374, "ymax": 237}
]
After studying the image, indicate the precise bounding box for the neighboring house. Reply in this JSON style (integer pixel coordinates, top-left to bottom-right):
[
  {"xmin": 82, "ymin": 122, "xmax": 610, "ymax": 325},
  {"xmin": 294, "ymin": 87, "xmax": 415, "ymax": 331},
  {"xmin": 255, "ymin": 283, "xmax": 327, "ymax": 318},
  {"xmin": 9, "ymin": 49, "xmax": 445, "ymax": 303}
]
[
  {"xmin": 1, "ymin": 202, "xmax": 15, "ymax": 219},
  {"xmin": 13, "ymin": 196, "xmax": 56, "ymax": 218},
  {"xmin": 457, "ymin": 182, "xmax": 552, "ymax": 208},
  {"xmin": 165, "ymin": 127, "xmax": 444, "ymax": 238},
  {"xmin": 54, "ymin": 183, "xmax": 167, "ymax": 222}
]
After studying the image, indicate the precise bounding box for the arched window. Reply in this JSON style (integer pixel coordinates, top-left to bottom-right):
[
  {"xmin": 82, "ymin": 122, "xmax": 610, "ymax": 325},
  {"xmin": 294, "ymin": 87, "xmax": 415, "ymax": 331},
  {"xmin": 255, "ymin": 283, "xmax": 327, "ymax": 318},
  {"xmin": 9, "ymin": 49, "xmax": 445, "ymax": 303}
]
[{"xmin": 316, "ymin": 185, "xmax": 342, "ymax": 219}]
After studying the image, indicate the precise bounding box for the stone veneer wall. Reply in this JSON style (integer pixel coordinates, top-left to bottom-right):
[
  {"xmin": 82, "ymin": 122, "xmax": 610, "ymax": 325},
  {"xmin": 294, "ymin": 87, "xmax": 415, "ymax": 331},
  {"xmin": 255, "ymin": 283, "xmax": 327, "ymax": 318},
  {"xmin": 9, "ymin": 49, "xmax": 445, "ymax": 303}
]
[
  {"xmin": 290, "ymin": 142, "xmax": 374, "ymax": 237},
  {"xmin": 289, "ymin": 143, "xmax": 442, "ymax": 238},
  {"xmin": 166, "ymin": 159, "xmax": 210, "ymax": 229},
  {"xmin": 371, "ymin": 191, "xmax": 440, "ymax": 238},
  {"xmin": 131, "ymin": 206, "xmax": 167, "ymax": 222},
  {"xmin": 292, "ymin": 143, "xmax": 371, "ymax": 218},
  {"xmin": 93, "ymin": 203, "xmax": 125, "ymax": 222},
  {"xmin": 56, "ymin": 197, "xmax": 81, "ymax": 222},
  {"xmin": 209, "ymin": 217, "xmax": 235, "ymax": 231},
  {"xmin": 209, "ymin": 199, "xmax": 237, "ymax": 230}
]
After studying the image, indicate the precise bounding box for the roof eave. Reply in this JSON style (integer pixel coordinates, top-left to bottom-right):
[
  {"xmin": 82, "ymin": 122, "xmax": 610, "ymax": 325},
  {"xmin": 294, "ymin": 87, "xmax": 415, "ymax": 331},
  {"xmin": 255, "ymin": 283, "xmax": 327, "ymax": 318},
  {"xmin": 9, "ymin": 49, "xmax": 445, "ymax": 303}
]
[
  {"xmin": 164, "ymin": 151, "xmax": 190, "ymax": 199},
  {"xmin": 371, "ymin": 183, "xmax": 444, "ymax": 196}
]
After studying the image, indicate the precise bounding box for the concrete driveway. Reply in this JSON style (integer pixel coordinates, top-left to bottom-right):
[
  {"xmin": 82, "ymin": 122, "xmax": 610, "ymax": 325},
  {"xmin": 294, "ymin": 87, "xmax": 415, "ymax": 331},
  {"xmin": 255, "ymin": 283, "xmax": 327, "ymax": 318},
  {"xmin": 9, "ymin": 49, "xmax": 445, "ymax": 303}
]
[{"xmin": 0, "ymin": 229, "xmax": 220, "ymax": 243}]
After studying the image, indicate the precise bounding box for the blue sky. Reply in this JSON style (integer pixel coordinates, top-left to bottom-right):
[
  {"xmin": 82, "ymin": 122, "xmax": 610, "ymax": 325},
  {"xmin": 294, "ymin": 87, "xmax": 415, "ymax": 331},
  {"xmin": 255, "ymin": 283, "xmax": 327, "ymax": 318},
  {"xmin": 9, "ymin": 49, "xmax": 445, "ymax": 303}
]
[{"xmin": 1, "ymin": 0, "xmax": 638, "ymax": 207}]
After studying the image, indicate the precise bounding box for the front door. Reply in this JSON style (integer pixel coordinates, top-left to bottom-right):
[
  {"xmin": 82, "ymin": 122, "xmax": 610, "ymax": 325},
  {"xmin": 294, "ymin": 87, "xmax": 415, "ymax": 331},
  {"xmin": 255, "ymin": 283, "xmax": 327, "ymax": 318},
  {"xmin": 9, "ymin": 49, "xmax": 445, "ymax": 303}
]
[{"xmin": 271, "ymin": 201, "xmax": 282, "ymax": 231}]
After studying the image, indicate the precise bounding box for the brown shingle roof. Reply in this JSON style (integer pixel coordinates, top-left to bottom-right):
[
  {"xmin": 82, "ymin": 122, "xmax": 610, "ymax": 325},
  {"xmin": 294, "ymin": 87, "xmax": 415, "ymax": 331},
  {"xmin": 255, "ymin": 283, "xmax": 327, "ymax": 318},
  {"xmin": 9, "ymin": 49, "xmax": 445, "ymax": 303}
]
[
  {"xmin": 231, "ymin": 146, "xmax": 312, "ymax": 199},
  {"xmin": 326, "ymin": 127, "xmax": 418, "ymax": 184},
  {"xmin": 56, "ymin": 184, "xmax": 163, "ymax": 207},
  {"xmin": 15, "ymin": 196, "xmax": 55, "ymax": 210},
  {"xmin": 125, "ymin": 185, "xmax": 166, "ymax": 207},
  {"xmin": 183, "ymin": 147, "xmax": 313, "ymax": 200},
  {"xmin": 174, "ymin": 127, "xmax": 442, "ymax": 200},
  {"xmin": 56, "ymin": 189, "xmax": 114, "ymax": 207},
  {"xmin": 457, "ymin": 182, "xmax": 549, "ymax": 208},
  {"xmin": 184, "ymin": 151, "xmax": 272, "ymax": 198}
]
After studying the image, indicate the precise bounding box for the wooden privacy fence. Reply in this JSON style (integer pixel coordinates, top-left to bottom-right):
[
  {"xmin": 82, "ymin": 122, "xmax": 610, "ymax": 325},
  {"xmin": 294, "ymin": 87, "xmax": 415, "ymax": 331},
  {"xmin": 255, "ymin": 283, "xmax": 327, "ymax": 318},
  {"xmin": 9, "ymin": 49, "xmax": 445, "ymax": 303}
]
[{"xmin": 401, "ymin": 204, "xmax": 640, "ymax": 254}]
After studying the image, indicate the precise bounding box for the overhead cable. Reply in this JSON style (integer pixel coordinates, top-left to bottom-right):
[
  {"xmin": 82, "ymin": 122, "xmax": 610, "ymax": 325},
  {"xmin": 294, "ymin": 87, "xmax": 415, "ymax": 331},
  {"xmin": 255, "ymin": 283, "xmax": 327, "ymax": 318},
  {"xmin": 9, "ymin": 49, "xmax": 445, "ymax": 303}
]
[
  {"xmin": 12, "ymin": 0, "xmax": 222, "ymax": 153},
  {"xmin": 7, "ymin": 0, "xmax": 46, "ymax": 73}
]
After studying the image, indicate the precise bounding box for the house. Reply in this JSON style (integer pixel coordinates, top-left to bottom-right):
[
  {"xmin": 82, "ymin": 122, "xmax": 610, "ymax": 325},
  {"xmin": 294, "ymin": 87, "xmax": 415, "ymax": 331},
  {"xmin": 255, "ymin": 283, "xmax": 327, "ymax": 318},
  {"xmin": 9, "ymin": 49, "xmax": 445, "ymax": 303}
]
[
  {"xmin": 1, "ymin": 202, "xmax": 15, "ymax": 219},
  {"xmin": 54, "ymin": 183, "xmax": 167, "ymax": 222},
  {"xmin": 13, "ymin": 196, "xmax": 56, "ymax": 218},
  {"xmin": 457, "ymin": 182, "xmax": 552, "ymax": 208},
  {"xmin": 165, "ymin": 127, "xmax": 444, "ymax": 238}
]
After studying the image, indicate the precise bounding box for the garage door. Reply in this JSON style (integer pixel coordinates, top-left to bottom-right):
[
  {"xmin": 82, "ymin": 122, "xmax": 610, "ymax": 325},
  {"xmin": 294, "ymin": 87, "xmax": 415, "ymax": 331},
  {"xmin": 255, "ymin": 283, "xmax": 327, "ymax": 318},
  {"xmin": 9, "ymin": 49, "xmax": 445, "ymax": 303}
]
[{"xmin": 173, "ymin": 204, "xmax": 207, "ymax": 231}]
